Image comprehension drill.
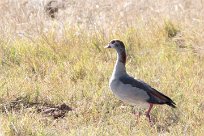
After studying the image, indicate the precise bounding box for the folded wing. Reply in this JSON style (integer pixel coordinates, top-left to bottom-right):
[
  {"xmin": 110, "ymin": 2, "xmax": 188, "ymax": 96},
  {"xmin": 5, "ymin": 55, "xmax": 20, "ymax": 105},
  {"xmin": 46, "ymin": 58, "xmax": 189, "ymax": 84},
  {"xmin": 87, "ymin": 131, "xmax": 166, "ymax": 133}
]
[{"xmin": 119, "ymin": 76, "xmax": 176, "ymax": 108}]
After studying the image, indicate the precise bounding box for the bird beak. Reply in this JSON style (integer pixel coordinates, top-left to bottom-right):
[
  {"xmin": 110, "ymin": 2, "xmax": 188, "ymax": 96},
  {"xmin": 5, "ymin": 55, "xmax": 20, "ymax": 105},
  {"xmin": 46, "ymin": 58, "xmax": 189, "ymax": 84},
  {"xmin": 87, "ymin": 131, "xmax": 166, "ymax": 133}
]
[{"xmin": 104, "ymin": 44, "xmax": 111, "ymax": 48}]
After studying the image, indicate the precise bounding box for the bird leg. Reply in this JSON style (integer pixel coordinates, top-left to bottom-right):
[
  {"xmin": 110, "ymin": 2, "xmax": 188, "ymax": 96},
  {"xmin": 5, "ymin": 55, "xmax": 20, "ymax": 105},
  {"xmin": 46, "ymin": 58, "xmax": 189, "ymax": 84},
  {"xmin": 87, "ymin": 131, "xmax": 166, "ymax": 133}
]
[{"xmin": 145, "ymin": 103, "xmax": 153, "ymax": 123}]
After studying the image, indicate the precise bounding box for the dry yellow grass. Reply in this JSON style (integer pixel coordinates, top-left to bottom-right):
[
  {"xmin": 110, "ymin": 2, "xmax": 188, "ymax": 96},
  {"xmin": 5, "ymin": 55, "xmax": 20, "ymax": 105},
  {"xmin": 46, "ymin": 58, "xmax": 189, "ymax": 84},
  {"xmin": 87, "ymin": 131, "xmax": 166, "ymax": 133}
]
[{"xmin": 0, "ymin": 0, "xmax": 204, "ymax": 135}]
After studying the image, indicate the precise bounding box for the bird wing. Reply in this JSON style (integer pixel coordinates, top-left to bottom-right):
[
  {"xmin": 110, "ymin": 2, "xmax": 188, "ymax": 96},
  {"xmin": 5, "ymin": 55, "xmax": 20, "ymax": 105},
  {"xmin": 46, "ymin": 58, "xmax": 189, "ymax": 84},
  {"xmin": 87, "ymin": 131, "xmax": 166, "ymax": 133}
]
[{"xmin": 119, "ymin": 75, "xmax": 176, "ymax": 107}]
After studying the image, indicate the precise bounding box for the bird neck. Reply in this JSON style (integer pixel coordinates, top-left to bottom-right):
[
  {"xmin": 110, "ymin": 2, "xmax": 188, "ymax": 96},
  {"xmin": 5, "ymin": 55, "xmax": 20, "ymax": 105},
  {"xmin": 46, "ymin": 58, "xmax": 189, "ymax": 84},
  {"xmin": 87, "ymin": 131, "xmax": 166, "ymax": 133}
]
[{"xmin": 112, "ymin": 51, "xmax": 127, "ymax": 78}]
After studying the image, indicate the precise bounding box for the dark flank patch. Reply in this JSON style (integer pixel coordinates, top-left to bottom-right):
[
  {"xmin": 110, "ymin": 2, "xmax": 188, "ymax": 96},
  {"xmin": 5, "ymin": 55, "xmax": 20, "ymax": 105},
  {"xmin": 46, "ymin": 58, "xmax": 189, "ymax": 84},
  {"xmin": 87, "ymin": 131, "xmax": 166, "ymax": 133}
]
[
  {"xmin": 147, "ymin": 89, "xmax": 176, "ymax": 108},
  {"xmin": 149, "ymin": 90, "xmax": 169, "ymax": 101}
]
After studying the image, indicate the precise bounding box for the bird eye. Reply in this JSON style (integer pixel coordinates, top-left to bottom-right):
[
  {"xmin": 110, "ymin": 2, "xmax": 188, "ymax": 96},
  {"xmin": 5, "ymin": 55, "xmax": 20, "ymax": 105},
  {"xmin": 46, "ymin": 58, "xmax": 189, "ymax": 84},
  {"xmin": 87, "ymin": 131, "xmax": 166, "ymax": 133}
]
[{"xmin": 111, "ymin": 41, "xmax": 115, "ymax": 44}]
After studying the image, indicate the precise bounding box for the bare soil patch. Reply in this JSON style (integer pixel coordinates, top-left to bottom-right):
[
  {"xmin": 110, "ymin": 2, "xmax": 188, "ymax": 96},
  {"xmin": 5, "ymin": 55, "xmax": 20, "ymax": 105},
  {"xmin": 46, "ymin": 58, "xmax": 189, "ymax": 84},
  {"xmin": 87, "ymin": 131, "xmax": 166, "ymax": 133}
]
[{"xmin": 1, "ymin": 96, "xmax": 72, "ymax": 119}]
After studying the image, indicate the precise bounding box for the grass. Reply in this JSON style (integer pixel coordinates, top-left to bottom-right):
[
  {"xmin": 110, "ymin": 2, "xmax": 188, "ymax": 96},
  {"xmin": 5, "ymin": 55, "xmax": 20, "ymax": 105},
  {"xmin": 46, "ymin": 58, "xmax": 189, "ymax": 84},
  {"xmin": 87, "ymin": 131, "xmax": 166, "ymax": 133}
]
[{"xmin": 0, "ymin": 0, "xmax": 204, "ymax": 135}]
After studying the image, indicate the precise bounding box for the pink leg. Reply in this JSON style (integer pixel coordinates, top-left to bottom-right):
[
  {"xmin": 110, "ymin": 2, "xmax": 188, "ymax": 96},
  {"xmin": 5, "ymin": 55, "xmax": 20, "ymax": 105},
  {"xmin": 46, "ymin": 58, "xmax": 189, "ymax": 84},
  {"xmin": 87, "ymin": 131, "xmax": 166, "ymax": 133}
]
[{"xmin": 145, "ymin": 103, "xmax": 153, "ymax": 123}]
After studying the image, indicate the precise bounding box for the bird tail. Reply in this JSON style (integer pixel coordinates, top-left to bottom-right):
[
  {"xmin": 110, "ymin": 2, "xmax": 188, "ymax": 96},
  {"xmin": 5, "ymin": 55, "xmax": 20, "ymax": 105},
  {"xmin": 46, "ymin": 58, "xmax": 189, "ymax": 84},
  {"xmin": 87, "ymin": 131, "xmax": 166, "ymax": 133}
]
[
  {"xmin": 166, "ymin": 100, "xmax": 176, "ymax": 108},
  {"xmin": 148, "ymin": 88, "xmax": 176, "ymax": 108}
]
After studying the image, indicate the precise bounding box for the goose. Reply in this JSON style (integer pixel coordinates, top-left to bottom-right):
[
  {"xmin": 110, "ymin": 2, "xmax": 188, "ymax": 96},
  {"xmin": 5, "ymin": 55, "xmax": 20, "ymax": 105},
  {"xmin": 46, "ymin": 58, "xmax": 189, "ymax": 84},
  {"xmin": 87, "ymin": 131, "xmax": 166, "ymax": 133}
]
[{"xmin": 105, "ymin": 39, "xmax": 176, "ymax": 122}]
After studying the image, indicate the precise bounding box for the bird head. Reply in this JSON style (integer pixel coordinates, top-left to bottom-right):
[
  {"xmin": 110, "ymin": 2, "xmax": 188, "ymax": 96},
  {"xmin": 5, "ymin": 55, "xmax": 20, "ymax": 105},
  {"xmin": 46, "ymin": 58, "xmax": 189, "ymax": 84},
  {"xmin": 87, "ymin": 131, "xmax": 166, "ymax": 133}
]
[{"xmin": 105, "ymin": 39, "xmax": 125, "ymax": 53}]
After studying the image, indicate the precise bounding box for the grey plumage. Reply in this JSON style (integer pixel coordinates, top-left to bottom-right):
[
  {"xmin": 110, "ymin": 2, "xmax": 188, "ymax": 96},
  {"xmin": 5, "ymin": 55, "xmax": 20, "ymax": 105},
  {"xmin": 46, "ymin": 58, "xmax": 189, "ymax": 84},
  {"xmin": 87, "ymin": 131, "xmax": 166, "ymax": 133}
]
[{"xmin": 119, "ymin": 75, "xmax": 176, "ymax": 108}]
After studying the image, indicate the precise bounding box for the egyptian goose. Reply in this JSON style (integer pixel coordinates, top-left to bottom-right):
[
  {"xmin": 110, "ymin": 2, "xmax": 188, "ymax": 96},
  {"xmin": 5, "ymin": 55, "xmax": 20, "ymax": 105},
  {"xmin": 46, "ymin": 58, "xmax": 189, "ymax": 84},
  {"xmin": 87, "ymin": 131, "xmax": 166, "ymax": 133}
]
[{"xmin": 105, "ymin": 39, "xmax": 176, "ymax": 122}]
